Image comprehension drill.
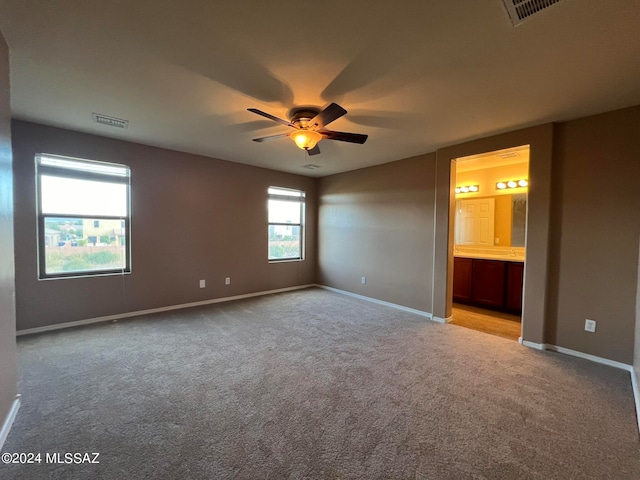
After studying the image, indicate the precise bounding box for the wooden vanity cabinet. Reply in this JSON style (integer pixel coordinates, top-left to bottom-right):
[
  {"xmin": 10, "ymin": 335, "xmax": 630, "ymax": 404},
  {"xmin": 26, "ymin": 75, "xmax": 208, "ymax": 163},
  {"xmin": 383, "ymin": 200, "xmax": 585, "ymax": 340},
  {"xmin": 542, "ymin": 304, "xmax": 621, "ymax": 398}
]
[
  {"xmin": 453, "ymin": 257, "xmax": 524, "ymax": 313},
  {"xmin": 452, "ymin": 257, "xmax": 473, "ymax": 302},
  {"xmin": 506, "ymin": 262, "xmax": 524, "ymax": 311},
  {"xmin": 472, "ymin": 260, "xmax": 506, "ymax": 308}
]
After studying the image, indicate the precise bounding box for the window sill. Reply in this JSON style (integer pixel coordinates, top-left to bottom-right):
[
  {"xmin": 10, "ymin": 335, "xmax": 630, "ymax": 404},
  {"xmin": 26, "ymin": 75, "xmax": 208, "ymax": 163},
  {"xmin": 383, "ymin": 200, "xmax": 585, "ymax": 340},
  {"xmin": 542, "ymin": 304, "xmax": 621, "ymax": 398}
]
[
  {"xmin": 39, "ymin": 271, "xmax": 132, "ymax": 281},
  {"xmin": 268, "ymin": 258, "xmax": 303, "ymax": 264}
]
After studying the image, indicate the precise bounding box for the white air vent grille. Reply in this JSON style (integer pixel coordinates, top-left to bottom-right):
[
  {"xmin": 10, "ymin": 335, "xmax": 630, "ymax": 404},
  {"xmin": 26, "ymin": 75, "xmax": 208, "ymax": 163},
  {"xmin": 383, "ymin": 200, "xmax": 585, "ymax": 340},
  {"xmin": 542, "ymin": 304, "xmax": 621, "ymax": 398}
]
[
  {"xmin": 502, "ymin": 0, "xmax": 563, "ymax": 26},
  {"xmin": 302, "ymin": 164, "xmax": 321, "ymax": 170},
  {"xmin": 497, "ymin": 152, "xmax": 520, "ymax": 159},
  {"xmin": 93, "ymin": 113, "xmax": 129, "ymax": 129}
]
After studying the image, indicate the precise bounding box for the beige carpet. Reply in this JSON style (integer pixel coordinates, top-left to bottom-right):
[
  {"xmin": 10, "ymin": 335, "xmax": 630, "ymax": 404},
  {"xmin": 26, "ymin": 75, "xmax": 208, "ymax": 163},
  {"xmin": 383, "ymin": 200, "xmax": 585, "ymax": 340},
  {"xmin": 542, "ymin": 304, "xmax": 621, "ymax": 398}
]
[{"xmin": 2, "ymin": 287, "xmax": 639, "ymax": 479}]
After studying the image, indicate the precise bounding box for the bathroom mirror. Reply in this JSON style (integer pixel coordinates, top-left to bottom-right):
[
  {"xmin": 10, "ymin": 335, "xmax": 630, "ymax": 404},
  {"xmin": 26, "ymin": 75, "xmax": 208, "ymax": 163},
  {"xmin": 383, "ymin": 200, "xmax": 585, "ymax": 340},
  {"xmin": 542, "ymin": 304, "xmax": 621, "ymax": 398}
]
[
  {"xmin": 454, "ymin": 194, "xmax": 527, "ymax": 247},
  {"xmin": 511, "ymin": 194, "xmax": 527, "ymax": 247}
]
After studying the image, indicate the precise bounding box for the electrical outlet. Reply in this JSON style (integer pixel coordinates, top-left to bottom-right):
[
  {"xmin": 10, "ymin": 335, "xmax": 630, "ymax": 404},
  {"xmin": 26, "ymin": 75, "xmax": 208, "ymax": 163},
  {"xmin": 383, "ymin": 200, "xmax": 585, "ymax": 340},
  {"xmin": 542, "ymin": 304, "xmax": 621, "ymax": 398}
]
[
  {"xmin": 495, "ymin": 237, "xmax": 500, "ymax": 244},
  {"xmin": 585, "ymin": 319, "xmax": 596, "ymax": 333},
  {"xmin": 199, "ymin": 279, "xmax": 206, "ymax": 288},
  {"xmin": 225, "ymin": 277, "xmax": 231, "ymax": 285},
  {"xmin": 361, "ymin": 276, "xmax": 366, "ymax": 285}
]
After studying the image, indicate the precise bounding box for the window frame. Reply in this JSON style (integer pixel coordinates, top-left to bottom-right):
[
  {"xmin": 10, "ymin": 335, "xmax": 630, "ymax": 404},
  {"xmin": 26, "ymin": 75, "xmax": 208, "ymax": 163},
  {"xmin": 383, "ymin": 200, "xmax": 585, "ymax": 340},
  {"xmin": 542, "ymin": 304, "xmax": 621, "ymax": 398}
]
[
  {"xmin": 267, "ymin": 186, "xmax": 305, "ymax": 262},
  {"xmin": 35, "ymin": 153, "xmax": 132, "ymax": 279}
]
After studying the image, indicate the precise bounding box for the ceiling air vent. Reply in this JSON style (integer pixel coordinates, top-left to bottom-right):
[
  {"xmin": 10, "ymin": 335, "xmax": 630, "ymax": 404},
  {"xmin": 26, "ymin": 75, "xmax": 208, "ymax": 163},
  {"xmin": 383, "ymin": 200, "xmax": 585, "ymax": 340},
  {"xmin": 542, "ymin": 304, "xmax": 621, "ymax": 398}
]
[
  {"xmin": 497, "ymin": 151, "xmax": 520, "ymax": 159},
  {"xmin": 302, "ymin": 164, "xmax": 321, "ymax": 170},
  {"xmin": 93, "ymin": 113, "xmax": 129, "ymax": 129},
  {"xmin": 502, "ymin": 0, "xmax": 563, "ymax": 26}
]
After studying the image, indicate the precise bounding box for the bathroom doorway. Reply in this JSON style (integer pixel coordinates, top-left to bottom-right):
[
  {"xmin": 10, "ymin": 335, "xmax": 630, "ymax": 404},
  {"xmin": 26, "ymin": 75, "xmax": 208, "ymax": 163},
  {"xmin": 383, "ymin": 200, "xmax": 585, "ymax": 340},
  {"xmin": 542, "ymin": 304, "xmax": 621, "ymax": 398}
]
[{"xmin": 449, "ymin": 145, "xmax": 529, "ymax": 341}]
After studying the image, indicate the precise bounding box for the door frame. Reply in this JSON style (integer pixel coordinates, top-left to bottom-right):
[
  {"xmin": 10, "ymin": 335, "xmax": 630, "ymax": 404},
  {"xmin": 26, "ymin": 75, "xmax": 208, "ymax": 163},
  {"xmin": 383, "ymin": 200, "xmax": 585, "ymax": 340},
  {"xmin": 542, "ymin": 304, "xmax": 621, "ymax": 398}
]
[{"xmin": 431, "ymin": 124, "xmax": 553, "ymax": 346}]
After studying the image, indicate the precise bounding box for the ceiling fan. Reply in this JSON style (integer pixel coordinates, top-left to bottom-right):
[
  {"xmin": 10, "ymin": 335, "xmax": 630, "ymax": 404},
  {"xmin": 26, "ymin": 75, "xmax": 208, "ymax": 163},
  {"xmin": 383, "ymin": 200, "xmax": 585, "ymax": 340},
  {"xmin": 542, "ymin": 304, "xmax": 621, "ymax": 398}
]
[{"xmin": 247, "ymin": 103, "xmax": 368, "ymax": 155}]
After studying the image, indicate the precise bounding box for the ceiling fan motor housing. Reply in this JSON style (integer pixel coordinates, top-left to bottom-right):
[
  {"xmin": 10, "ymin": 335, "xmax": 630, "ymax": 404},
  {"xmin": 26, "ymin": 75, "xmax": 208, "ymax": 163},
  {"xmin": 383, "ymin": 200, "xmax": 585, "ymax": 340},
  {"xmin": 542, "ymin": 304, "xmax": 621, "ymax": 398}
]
[
  {"xmin": 289, "ymin": 108, "xmax": 321, "ymax": 129},
  {"xmin": 248, "ymin": 102, "xmax": 367, "ymax": 156}
]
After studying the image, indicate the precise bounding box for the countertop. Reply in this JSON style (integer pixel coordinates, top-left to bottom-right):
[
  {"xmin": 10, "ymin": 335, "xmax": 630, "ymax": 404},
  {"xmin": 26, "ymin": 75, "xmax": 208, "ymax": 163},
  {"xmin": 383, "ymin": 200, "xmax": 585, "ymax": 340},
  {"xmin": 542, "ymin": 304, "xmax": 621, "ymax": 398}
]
[{"xmin": 454, "ymin": 246, "xmax": 525, "ymax": 262}]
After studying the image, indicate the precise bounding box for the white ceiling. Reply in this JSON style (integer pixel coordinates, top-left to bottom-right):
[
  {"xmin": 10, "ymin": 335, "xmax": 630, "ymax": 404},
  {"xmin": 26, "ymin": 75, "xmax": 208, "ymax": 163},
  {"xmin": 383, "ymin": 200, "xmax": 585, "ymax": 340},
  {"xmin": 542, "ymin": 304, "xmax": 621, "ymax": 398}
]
[{"xmin": 0, "ymin": 1, "xmax": 638, "ymax": 177}]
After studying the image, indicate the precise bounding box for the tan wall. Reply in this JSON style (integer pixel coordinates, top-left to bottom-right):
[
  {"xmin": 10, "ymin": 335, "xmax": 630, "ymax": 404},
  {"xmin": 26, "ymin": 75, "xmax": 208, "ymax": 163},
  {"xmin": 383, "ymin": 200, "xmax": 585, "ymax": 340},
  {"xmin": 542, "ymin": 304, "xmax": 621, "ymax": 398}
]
[
  {"xmin": 12, "ymin": 121, "xmax": 317, "ymax": 330},
  {"xmin": 547, "ymin": 106, "xmax": 640, "ymax": 364},
  {"xmin": 317, "ymin": 154, "xmax": 436, "ymax": 312},
  {"xmin": 0, "ymin": 31, "xmax": 18, "ymax": 430}
]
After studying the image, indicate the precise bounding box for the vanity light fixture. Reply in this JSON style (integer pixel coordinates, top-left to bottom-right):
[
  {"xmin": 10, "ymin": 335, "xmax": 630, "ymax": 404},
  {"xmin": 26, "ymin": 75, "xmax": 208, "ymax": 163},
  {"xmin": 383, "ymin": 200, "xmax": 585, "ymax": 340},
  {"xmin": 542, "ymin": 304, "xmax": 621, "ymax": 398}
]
[
  {"xmin": 455, "ymin": 184, "xmax": 479, "ymax": 194},
  {"xmin": 496, "ymin": 179, "xmax": 528, "ymax": 190}
]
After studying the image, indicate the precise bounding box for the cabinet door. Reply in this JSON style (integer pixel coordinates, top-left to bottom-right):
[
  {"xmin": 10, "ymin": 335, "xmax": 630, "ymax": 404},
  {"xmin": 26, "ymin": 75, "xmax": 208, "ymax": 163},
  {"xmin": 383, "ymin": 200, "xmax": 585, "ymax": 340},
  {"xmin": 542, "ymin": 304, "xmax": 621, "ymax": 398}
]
[
  {"xmin": 471, "ymin": 259, "xmax": 506, "ymax": 308},
  {"xmin": 506, "ymin": 262, "xmax": 525, "ymax": 312},
  {"xmin": 453, "ymin": 257, "xmax": 473, "ymax": 303}
]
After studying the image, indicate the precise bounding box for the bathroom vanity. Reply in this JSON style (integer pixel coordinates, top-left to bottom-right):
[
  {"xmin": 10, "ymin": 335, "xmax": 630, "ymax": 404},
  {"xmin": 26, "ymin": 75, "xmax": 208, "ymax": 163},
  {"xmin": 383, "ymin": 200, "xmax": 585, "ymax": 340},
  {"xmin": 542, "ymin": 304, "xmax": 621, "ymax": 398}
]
[{"xmin": 453, "ymin": 247, "xmax": 525, "ymax": 313}]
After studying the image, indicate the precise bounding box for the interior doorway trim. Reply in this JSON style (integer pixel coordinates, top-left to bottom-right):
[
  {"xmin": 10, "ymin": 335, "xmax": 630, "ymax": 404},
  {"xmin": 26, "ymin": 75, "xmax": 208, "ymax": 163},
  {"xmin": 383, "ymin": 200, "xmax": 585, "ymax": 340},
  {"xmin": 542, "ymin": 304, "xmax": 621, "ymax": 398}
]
[{"xmin": 431, "ymin": 123, "xmax": 554, "ymax": 345}]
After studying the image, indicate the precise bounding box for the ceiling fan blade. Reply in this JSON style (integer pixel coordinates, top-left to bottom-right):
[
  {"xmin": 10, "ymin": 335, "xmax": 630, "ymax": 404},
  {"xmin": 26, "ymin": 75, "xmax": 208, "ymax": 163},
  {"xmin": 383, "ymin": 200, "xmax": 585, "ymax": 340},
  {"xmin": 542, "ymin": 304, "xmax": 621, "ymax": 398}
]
[
  {"xmin": 320, "ymin": 130, "xmax": 368, "ymax": 144},
  {"xmin": 247, "ymin": 108, "xmax": 294, "ymax": 127},
  {"xmin": 308, "ymin": 103, "xmax": 347, "ymax": 130},
  {"xmin": 307, "ymin": 145, "xmax": 321, "ymax": 156},
  {"xmin": 252, "ymin": 133, "xmax": 290, "ymax": 142}
]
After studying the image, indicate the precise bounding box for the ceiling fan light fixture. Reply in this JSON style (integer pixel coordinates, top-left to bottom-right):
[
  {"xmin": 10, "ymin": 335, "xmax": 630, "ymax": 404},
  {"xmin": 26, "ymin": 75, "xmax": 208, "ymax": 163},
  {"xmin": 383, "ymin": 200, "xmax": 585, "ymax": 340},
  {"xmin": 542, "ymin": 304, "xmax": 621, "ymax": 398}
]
[
  {"xmin": 249, "ymin": 103, "xmax": 366, "ymax": 154},
  {"xmin": 291, "ymin": 130, "xmax": 322, "ymax": 151}
]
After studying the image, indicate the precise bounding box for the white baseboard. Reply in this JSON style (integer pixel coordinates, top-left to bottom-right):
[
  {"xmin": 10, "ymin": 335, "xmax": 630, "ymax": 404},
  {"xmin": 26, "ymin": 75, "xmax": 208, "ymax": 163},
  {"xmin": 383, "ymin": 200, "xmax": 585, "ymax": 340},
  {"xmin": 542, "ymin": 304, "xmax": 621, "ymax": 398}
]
[
  {"xmin": 316, "ymin": 285, "xmax": 434, "ymax": 320},
  {"xmin": 17, "ymin": 284, "xmax": 316, "ymax": 336},
  {"xmin": 0, "ymin": 395, "xmax": 21, "ymax": 451},
  {"xmin": 631, "ymin": 368, "xmax": 640, "ymax": 435},
  {"xmin": 519, "ymin": 338, "xmax": 546, "ymax": 350},
  {"xmin": 544, "ymin": 344, "xmax": 633, "ymax": 372},
  {"xmin": 520, "ymin": 340, "xmax": 633, "ymax": 371},
  {"xmin": 434, "ymin": 315, "xmax": 453, "ymax": 324}
]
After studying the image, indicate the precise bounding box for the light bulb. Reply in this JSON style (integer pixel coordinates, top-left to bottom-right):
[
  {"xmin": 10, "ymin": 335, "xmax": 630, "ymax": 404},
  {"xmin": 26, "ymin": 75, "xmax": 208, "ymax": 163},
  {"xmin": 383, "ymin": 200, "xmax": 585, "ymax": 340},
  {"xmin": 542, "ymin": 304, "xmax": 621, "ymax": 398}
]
[
  {"xmin": 507, "ymin": 180, "xmax": 517, "ymax": 188},
  {"xmin": 496, "ymin": 182, "xmax": 506, "ymax": 189},
  {"xmin": 460, "ymin": 186, "xmax": 469, "ymax": 193},
  {"xmin": 291, "ymin": 130, "xmax": 322, "ymax": 150},
  {"xmin": 518, "ymin": 179, "xmax": 528, "ymax": 187},
  {"xmin": 469, "ymin": 185, "xmax": 479, "ymax": 192},
  {"xmin": 455, "ymin": 187, "xmax": 461, "ymax": 194}
]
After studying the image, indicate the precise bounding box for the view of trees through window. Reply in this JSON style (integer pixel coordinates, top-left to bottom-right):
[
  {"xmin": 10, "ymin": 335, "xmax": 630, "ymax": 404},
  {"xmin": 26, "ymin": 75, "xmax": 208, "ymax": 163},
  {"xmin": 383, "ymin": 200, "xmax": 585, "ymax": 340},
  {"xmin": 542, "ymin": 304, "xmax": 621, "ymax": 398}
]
[
  {"xmin": 43, "ymin": 217, "xmax": 127, "ymax": 274},
  {"xmin": 37, "ymin": 154, "xmax": 131, "ymax": 277},
  {"xmin": 268, "ymin": 187, "xmax": 304, "ymax": 261},
  {"xmin": 268, "ymin": 224, "xmax": 301, "ymax": 259}
]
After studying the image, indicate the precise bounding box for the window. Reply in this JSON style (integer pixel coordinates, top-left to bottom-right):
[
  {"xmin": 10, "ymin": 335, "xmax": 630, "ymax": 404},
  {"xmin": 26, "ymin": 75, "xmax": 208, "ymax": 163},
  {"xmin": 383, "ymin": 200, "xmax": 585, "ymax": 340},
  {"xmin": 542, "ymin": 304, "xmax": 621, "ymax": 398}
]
[
  {"xmin": 268, "ymin": 187, "xmax": 305, "ymax": 261},
  {"xmin": 36, "ymin": 154, "xmax": 131, "ymax": 278}
]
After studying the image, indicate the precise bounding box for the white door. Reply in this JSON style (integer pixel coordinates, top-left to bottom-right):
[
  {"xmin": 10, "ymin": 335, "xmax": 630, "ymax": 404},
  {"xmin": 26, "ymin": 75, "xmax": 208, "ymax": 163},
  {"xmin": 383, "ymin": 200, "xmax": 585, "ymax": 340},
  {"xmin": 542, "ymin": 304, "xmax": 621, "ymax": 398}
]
[{"xmin": 455, "ymin": 198, "xmax": 495, "ymax": 246}]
